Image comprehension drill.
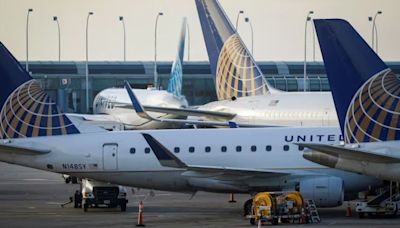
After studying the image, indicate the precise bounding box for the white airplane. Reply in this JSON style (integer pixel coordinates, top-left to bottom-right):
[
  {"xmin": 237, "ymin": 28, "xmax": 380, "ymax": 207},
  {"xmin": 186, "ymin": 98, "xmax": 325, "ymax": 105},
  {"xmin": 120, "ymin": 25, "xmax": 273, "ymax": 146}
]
[
  {"xmin": 96, "ymin": 0, "xmax": 338, "ymax": 128},
  {"xmin": 73, "ymin": 18, "xmax": 235, "ymax": 130},
  {"xmin": 299, "ymin": 19, "xmax": 400, "ymax": 182},
  {"xmin": 0, "ymin": 41, "xmax": 381, "ymax": 213}
]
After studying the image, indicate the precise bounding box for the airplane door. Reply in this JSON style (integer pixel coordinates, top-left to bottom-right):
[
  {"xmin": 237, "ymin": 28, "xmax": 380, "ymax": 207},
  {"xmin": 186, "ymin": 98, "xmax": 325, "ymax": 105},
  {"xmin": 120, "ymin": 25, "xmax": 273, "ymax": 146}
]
[{"xmin": 103, "ymin": 143, "xmax": 118, "ymax": 170}]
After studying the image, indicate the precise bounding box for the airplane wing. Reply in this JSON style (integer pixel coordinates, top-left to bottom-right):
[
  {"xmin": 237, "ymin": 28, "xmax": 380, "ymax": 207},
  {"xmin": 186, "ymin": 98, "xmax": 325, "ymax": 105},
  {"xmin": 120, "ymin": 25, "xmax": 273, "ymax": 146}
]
[
  {"xmin": 142, "ymin": 133, "xmax": 289, "ymax": 179},
  {"xmin": 115, "ymin": 102, "xmax": 236, "ymax": 120},
  {"xmin": 0, "ymin": 143, "xmax": 51, "ymax": 155},
  {"xmin": 142, "ymin": 105, "xmax": 236, "ymax": 120},
  {"xmin": 124, "ymin": 81, "xmax": 279, "ymax": 128},
  {"xmin": 67, "ymin": 113, "xmax": 121, "ymax": 122},
  {"xmin": 299, "ymin": 143, "xmax": 400, "ymax": 163}
]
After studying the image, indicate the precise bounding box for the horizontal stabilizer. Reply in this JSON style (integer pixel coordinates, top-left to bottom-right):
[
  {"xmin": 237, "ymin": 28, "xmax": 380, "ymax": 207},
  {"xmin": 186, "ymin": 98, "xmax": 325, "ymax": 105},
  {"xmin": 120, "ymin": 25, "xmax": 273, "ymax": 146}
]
[
  {"xmin": 300, "ymin": 143, "xmax": 400, "ymax": 163},
  {"xmin": 0, "ymin": 143, "xmax": 51, "ymax": 155}
]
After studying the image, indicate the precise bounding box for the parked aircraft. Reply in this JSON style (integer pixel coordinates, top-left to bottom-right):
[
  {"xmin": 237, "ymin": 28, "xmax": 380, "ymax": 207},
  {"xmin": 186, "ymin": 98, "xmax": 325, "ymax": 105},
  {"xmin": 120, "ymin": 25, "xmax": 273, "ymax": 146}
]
[
  {"xmin": 102, "ymin": 0, "xmax": 339, "ymax": 127},
  {"xmin": 299, "ymin": 19, "xmax": 400, "ymax": 182},
  {"xmin": 73, "ymin": 18, "xmax": 219, "ymax": 130},
  {"xmin": 0, "ymin": 41, "xmax": 381, "ymax": 214}
]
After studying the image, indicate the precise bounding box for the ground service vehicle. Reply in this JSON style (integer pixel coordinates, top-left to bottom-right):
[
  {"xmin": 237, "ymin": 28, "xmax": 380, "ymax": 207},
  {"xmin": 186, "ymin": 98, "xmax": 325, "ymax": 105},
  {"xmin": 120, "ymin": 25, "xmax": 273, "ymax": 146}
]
[
  {"xmin": 248, "ymin": 192, "xmax": 320, "ymax": 225},
  {"xmin": 81, "ymin": 179, "xmax": 128, "ymax": 212}
]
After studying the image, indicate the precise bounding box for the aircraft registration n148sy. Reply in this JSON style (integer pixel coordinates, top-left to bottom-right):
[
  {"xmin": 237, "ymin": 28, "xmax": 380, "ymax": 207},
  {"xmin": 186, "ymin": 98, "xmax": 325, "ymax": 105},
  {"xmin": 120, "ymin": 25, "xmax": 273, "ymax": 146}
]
[{"xmin": 0, "ymin": 40, "xmax": 381, "ymax": 211}]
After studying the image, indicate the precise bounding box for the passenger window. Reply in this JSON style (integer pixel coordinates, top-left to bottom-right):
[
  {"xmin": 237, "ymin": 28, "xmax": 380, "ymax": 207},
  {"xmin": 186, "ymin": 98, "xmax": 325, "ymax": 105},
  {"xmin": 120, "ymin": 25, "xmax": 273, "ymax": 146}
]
[
  {"xmin": 189, "ymin": 147, "xmax": 195, "ymax": 153},
  {"xmin": 298, "ymin": 145, "xmax": 304, "ymax": 151},
  {"xmin": 266, "ymin": 145, "xmax": 272, "ymax": 152},
  {"xmin": 251, "ymin": 145, "xmax": 257, "ymax": 152},
  {"xmin": 174, "ymin": 147, "xmax": 180, "ymax": 153},
  {"xmin": 144, "ymin": 147, "xmax": 151, "ymax": 154},
  {"xmin": 236, "ymin": 146, "xmax": 242, "ymax": 152},
  {"xmin": 221, "ymin": 146, "xmax": 227, "ymax": 152},
  {"xmin": 205, "ymin": 146, "xmax": 211, "ymax": 153},
  {"xmin": 130, "ymin": 148, "xmax": 136, "ymax": 154},
  {"xmin": 283, "ymin": 145, "xmax": 290, "ymax": 151}
]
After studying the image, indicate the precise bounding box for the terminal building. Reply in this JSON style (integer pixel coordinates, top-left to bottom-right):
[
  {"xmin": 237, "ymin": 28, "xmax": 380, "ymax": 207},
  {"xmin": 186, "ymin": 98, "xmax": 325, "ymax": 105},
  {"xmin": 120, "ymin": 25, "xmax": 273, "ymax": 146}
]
[{"xmin": 25, "ymin": 61, "xmax": 400, "ymax": 114}]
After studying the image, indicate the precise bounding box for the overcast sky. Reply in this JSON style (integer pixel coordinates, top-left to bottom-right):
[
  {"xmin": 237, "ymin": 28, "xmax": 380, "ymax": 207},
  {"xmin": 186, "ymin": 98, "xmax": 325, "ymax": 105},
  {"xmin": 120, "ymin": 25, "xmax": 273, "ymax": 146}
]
[{"xmin": 0, "ymin": 0, "xmax": 398, "ymax": 62}]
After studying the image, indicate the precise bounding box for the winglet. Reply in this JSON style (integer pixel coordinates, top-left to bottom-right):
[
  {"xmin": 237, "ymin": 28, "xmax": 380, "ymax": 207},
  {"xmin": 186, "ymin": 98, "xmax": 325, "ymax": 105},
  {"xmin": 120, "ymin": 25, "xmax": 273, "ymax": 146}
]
[
  {"xmin": 124, "ymin": 81, "xmax": 154, "ymax": 120},
  {"xmin": 142, "ymin": 133, "xmax": 187, "ymax": 168},
  {"xmin": 228, "ymin": 121, "xmax": 239, "ymax": 128}
]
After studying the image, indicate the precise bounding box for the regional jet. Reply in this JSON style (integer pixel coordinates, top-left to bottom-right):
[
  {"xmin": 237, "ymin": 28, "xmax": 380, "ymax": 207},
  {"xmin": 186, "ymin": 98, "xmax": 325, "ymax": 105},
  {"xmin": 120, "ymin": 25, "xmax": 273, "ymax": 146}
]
[{"xmin": 0, "ymin": 41, "xmax": 381, "ymax": 214}]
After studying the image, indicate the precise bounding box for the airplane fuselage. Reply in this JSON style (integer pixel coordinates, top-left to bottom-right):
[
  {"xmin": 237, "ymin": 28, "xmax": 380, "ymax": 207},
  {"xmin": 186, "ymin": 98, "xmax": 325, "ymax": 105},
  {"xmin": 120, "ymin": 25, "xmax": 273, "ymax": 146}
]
[
  {"xmin": 200, "ymin": 92, "xmax": 338, "ymax": 126},
  {"xmin": 0, "ymin": 127, "xmax": 380, "ymax": 196},
  {"xmin": 93, "ymin": 88, "xmax": 188, "ymax": 129}
]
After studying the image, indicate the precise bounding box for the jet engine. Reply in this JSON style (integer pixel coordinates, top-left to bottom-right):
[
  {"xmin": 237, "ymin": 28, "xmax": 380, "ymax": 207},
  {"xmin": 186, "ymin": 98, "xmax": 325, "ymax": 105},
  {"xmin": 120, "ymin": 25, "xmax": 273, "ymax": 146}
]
[{"xmin": 299, "ymin": 176, "xmax": 344, "ymax": 207}]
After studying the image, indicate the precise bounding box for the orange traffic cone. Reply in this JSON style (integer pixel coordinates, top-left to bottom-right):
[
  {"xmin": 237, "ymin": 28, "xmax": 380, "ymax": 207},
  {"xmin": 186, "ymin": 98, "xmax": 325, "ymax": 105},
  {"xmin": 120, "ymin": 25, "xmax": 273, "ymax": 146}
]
[
  {"xmin": 228, "ymin": 193, "xmax": 237, "ymax": 203},
  {"xmin": 136, "ymin": 201, "xmax": 145, "ymax": 227},
  {"xmin": 345, "ymin": 202, "xmax": 352, "ymax": 217}
]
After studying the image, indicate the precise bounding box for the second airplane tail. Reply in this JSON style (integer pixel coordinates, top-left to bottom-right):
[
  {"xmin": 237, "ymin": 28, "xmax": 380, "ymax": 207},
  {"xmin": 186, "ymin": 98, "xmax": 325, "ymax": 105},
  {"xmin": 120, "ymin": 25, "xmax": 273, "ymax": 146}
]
[
  {"xmin": 195, "ymin": 0, "xmax": 274, "ymax": 100},
  {"xmin": 315, "ymin": 19, "xmax": 400, "ymax": 143},
  {"xmin": 167, "ymin": 18, "xmax": 187, "ymax": 98}
]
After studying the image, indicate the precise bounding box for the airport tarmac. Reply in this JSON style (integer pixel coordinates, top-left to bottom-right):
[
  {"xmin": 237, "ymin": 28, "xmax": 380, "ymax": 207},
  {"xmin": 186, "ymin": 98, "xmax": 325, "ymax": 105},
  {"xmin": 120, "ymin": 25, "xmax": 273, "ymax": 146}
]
[{"xmin": 0, "ymin": 162, "xmax": 399, "ymax": 228}]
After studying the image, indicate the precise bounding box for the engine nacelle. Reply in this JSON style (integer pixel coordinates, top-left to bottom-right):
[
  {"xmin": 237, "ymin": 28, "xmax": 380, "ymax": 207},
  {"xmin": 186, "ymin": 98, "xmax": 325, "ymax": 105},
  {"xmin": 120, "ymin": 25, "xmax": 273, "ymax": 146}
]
[{"xmin": 299, "ymin": 176, "xmax": 344, "ymax": 207}]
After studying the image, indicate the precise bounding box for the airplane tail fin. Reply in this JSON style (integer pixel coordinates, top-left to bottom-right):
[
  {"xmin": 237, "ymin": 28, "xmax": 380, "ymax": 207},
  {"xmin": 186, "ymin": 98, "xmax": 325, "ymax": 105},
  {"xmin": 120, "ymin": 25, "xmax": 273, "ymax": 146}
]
[
  {"xmin": 0, "ymin": 42, "xmax": 80, "ymax": 139},
  {"xmin": 167, "ymin": 18, "xmax": 187, "ymax": 98},
  {"xmin": 314, "ymin": 19, "xmax": 400, "ymax": 143},
  {"xmin": 195, "ymin": 0, "xmax": 276, "ymax": 100}
]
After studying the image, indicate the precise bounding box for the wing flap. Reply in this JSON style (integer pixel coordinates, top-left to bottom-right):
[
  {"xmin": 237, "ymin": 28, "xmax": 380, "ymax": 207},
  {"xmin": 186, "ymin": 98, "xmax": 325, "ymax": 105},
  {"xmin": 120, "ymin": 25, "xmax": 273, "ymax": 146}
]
[{"xmin": 300, "ymin": 143, "xmax": 400, "ymax": 163}]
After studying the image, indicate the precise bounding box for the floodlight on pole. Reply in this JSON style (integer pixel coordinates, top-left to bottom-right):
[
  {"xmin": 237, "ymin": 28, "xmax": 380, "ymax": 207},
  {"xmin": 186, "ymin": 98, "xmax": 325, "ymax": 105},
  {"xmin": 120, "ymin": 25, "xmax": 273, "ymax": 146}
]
[
  {"xmin": 244, "ymin": 17, "xmax": 254, "ymax": 55},
  {"xmin": 154, "ymin": 12, "xmax": 164, "ymax": 89},
  {"xmin": 235, "ymin": 10, "xmax": 244, "ymax": 31},
  {"xmin": 85, "ymin": 11, "xmax": 93, "ymax": 113},
  {"xmin": 26, "ymin": 8, "xmax": 33, "ymax": 73},
  {"xmin": 53, "ymin": 16, "xmax": 61, "ymax": 62},
  {"xmin": 119, "ymin": 16, "xmax": 126, "ymax": 61},
  {"xmin": 303, "ymin": 10, "xmax": 314, "ymax": 92}
]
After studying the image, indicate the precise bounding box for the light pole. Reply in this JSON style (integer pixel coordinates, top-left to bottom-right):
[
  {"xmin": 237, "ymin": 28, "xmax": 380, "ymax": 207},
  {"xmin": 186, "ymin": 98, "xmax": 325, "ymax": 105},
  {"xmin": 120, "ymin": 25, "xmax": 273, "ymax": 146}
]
[
  {"xmin": 244, "ymin": 17, "xmax": 254, "ymax": 55},
  {"xmin": 154, "ymin": 12, "xmax": 163, "ymax": 89},
  {"xmin": 186, "ymin": 22, "xmax": 190, "ymax": 61},
  {"xmin": 303, "ymin": 10, "xmax": 314, "ymax": 92},
  {"xmin": 369, "ymin": 11, "xmax": 382, "ymax": 53},
  {"xmin": 26, "ymin": 8, "xmax": 33, "ymax": 72},
  {"xmin": 235, "ymin": 10, "xmax": 244, "ymax": 31},
  {"xmin": 85, "ymin": 11, "xmax": 93, "ymax": 113},
  {"xmin": 119, "ymin": 16, "xmax": 126, "ymax": 62},
  {"xmin": 53, "ymin": 16, "xmax": 61, "ymax": 62},
  {"xmin": 312, "ymin": 18, "xmax": 316, "ymax": 62}
]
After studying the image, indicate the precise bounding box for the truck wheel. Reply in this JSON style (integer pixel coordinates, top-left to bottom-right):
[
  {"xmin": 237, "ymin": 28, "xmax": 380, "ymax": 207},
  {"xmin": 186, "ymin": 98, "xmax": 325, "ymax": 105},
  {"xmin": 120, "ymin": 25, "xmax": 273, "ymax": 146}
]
[
  {"xmin": 358, "ymin": 212, "xmax": 364, "ymax": 218},
  {"xmin": 83, "ymin": 204, "xmax": 88, "ymax": 212},
  {"xmin": 244, "ymin": 199, "xmax": 253, "ymax": 216},
  {"xmin": 121, "ymin": 202, "xmax": 127, "ymax": 212},
  {"xmin": 249, "ymin": 218, "xmax": 255, "ymax": 225},
  {"xmin": 272, "ymin": 218, "xmax": 279, "ymax": 225}
]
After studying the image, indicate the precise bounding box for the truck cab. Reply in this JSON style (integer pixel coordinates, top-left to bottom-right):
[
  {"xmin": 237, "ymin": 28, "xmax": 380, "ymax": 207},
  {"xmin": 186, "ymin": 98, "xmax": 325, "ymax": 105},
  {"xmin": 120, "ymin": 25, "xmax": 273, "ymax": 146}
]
[{"xmin": 81, "ymin": 179, "xmax": 128, "ymax": 212}]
